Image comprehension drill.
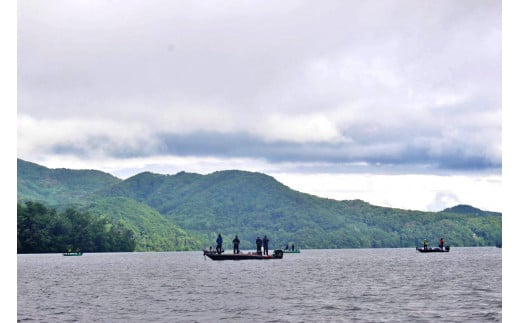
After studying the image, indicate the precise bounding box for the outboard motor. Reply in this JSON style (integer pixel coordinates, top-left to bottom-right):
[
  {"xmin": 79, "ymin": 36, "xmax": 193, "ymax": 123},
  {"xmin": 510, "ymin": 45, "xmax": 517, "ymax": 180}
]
[{"xmin": 273, "ymin": 249, "xmax": 284, "ymax": 259}]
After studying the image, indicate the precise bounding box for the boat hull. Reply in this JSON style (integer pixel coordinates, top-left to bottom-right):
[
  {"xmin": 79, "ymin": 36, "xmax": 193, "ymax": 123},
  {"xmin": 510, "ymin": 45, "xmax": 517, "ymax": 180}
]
[
  {"xmin": 63, "ymin": 252, "xmax": 83, "ymax": 256},
  {"xmin": 416, "ymin": 246, "xmax": 450, "ymax": 253},
  {"xmin": 203, "ymin": 249, "xmax": 283, "ymax": 260}
]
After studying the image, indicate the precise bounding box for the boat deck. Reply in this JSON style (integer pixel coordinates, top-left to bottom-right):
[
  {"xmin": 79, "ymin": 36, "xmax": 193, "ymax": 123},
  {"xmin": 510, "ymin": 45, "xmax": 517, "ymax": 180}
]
[{"xmin": 203, "ymin": 249, "xmax": 283, "ymax": 260}]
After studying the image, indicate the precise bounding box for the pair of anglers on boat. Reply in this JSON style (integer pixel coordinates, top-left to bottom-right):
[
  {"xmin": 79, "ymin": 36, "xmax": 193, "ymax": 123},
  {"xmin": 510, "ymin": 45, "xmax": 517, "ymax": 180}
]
[
  {"xmin": 418, "ymin": 238, "xmax": 450, "ymax": 252},
  {"xmin": 214, "ymin": 233, "xmax": 238, "ymax": 255},
  {"xmin": 63, "ymin": 248, "xmax": 82, "ymax": 256},
  {"xmin": 256, "ymin": 235, "xmax": 270, "ymax": 255},
  {"xmin": 284, "ymin": 244, "xmax": 296, "ymax": 252}
]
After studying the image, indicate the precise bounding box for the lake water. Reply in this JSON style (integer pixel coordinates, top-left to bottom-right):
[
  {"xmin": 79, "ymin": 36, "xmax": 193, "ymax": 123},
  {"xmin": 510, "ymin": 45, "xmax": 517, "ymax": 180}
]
[{"xmin": 18, "ymin": 248, "xmax": 501, "ymax": 322}]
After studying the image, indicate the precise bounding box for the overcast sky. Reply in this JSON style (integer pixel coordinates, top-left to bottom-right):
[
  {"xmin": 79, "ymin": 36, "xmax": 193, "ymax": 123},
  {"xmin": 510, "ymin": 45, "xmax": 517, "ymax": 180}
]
[{"xmin": 16, "ymin": 0, "xmax": 502, "ymax": 212}]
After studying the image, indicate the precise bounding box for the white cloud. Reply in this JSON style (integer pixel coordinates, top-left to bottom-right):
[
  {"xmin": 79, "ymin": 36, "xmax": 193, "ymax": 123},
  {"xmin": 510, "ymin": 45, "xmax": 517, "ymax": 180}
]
[
  {"xmin": 17, "ymin": 114, "xmax": 158, "ymax": 158},
  {"xmin": 272, "ymin": 172, "xmax": 502, "ymax": 212},
  {"xmin": 17, "ymin": 0, "xmax": 502, "ymax": 211},
  {"xmin": 256, "ymin": 113, "xmax": 345, "ymax": 143}
]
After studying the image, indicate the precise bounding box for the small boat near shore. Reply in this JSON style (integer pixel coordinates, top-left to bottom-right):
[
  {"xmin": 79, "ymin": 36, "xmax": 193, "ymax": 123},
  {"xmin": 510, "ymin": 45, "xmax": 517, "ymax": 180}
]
[
  {"xmin": 283, "ymin": 249, "xmax": 300, "ymax": 253},
  {"xmin": 63, "ymin": 252, "xmax": 83, "ymax": 256},
  {"xmin": 416, "ymin": 246, "xmax": 450, "ymax": 253},
  {"xmin": 203, "ymin": 249, "xmax": 284, "ymax": 260}
]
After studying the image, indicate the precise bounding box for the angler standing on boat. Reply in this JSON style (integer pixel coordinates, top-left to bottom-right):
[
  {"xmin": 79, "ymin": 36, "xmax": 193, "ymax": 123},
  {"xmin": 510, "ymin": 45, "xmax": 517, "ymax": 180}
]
[
  {"xmin": 216, "ymin": 233, "xmax": 223, "ymax": 254},
  {"xmin": 232, "ymin": 235, "xmax": 240, "ymax": 254},
  {"xmin": 256, "ymin": 237, "xmax": 262, "ymax": 255},
  {"xmin": 423, "ymin": 239, "xmax": 428, "ymax": 250},
  {"xmin": 263, "ymin": 235, "xmax": 269, "ymax": 255},
  {"xmin": 439, "ymin": 237, "xmax": 445, "ymax": 250}
]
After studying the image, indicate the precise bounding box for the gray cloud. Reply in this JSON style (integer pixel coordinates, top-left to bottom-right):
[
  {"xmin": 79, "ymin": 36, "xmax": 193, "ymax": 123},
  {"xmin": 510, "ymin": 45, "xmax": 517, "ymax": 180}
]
[
  {"xmin": 18, "ymin": 0, "xmax": 501, "ymax": 175},
  {"xmin": 45, "ymin": 129, "xmax": 500, "ymax": 174}
]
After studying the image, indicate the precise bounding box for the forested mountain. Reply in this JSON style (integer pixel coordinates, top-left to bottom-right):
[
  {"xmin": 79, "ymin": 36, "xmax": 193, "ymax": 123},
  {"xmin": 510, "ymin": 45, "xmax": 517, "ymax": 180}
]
[
  {"xmin": 17, "ymin": 160, "xmax": 194, "ymax": 251},
  {"xmin": 441, "ymin": 204, "xmax": 501, "ymax": 217},
  {"xmin": 17, "ymin": 159, "xmax": 121, "ymax": 205},
  {"xmin": 17, "ymin": 159, "xmax": 502, "ymax": 252},
  {"xmin": 83, "ymin": 197, "xmax": 199, "ymax": 251}
]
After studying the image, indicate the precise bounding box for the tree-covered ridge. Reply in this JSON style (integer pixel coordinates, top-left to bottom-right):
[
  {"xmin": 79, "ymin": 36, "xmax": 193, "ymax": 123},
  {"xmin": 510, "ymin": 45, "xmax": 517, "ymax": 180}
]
[
  {"xmin": 17, "ymin": 159, "xmax": 121, "ymax": 205},
  {"xmin": 17, "ymin": 158, "xmax": 502, "ymax": 251},
  {"xmin": 83, "ymin": 197, "xmax": 200, "ymax": 251},
  {"xmin": 17, "ymin": 201, "xmax": 135, "ymax": 253},
  {"xmin": 17, "ymin": 159, "xmax": 200, "ymax": 251},
  {"xmin": 95, "ymin": 168, "xmax": 502, "ymax": 250},
  {"xmin": 441, "ymin": 204, "xmax": 501, "ymax": 217}
]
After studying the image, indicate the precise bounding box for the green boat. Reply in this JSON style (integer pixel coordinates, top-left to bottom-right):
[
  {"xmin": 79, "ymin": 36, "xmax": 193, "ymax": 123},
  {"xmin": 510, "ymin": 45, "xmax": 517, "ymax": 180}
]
[{"xmin": 283, "ymin": 249, "xmax": 300, "ymax": 253}]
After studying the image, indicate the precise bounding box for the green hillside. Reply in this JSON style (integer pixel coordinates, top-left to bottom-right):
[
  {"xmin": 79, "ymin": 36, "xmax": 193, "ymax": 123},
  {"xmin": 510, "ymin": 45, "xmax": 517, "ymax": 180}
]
[
  {"xmin": 17, "ymin": 159, "xmax": 121, "ymax": 205},
  {"xmin": 96, "ymin": 169, "xmax": 502, "ymax": 250},
  {"xmin": 82, "ymin": 197, "xmax": 200, "ymax": 251},
  {"xmin": 17, "ymin": 158, "xmax": 502, "ymax": 252},
  {"xmin": 441, "ymin": 204, "xmax": 501, "ymax": 217},
  {"xmin": 17, "ymin": 159, "xmax": 200, "ymax": 251}
]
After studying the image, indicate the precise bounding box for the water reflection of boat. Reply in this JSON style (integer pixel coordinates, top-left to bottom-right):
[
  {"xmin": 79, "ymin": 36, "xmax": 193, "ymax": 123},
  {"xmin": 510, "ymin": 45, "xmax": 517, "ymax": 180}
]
[{"xmin": 203, "ymin": 249, "xmax": 283, "ymax": 260}]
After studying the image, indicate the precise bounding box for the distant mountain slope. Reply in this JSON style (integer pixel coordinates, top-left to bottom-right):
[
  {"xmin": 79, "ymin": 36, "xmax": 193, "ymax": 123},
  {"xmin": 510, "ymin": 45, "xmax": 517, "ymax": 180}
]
[
  {"xmin": 17, "ymin": 159, "xmax": 121, "ymax": 205},
  {"xmin": 83, "ymin": 197, "xmax": 200, "ymax": 251},
  {"xmin": 99, "ymin": 169, "xmax": 312, "ymax": 215},
  {"xmin": 18, "ymin": 159, "xmax": 502, "ymax": 250},
  {"xmin": 17, "ymin": 159, "xmax": 199, "ymax": 251},
  {"xmin": 441, "ymin": 204, "xmax": 500, "ymax": 217},
  {"xmin": 97, "ymin": 169, "xmax": 502, "ymax": 250}
]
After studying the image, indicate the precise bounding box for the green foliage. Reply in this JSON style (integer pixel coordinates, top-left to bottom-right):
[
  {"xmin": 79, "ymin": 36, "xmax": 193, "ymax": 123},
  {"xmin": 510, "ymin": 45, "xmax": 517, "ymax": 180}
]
[
  {"xmin": 83, "ymin": 197, "xmax": 201, "ymax": 251},
  {"xmin": 17, "ymin": 159, "xmax": 502, "ymax": 251},
  {"xmin": 441, "ymin": 204, "xmax": 501, "ymax": 217},
  {"xmin": 17, "ymin": 159, "xmax": 121, "ymax": 205},
  {"xmin": 17, "ymin": 201, "xmax": 136, "ymax": 253},
  {"xmin": 96, "ymin": 169, "xmax": 501, "ymax": 250}
]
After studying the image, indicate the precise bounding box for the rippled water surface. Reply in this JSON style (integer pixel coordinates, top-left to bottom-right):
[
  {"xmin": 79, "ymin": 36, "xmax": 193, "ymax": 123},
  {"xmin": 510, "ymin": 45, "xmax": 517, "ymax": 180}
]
[{"xmin": 18, "ymin": 248, "xmax": 501, "ymax": 322}]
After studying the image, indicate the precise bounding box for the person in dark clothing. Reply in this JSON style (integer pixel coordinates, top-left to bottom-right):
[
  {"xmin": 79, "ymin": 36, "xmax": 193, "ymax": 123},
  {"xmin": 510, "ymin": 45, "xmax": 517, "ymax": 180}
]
[
  {"xmin": 263, "ymin": 235, "xmax": 269, "ymax": 255},
  {"xmin": 256, "ymin": 237, "xmax": 262, "ymax": 255},
  {"xmin": 439, "ymin": 237, "xmax": 445, "ymax": 249},
  {"xmin": 423, "ymin": 239, "xmax": 428, "ymax": 250},
  {"xmin": 291, "ymin": 244, "xmax": 294, "ymax": 251},
  {"xmin": 216, "ymin": 234, "xmax": 223, "ymax": 254},
  {"xmin": 232, "ymin": 235, "xmax": 240, "ymax": 254}
]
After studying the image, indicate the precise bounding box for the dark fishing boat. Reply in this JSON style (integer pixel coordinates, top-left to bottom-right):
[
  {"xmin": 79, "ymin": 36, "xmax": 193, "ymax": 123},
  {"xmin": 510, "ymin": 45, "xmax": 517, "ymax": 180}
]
[
  {"xmin": 416, "ymin": 246, "xmax": 450, "ymax": 253},
  {"xmin": 63, "ymin": 252, "xmax": 83, "ymax": 256},
  {"xmin": 203, "ymin": 249, "xmax": 284, "ymax": 260}
]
